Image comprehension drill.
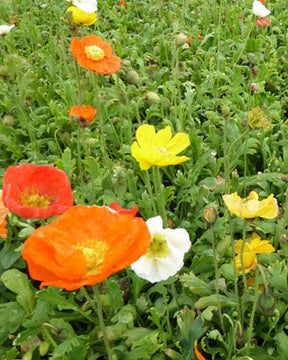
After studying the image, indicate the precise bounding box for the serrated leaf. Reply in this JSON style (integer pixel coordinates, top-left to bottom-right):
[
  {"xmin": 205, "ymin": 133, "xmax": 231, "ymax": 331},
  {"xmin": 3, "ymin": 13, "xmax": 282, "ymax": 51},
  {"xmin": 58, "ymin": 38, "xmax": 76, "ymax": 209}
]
[
  {"xmin": 0, "ymin": 302, "xmax": 25, "ymax": 345},
  {"xmin": 181, "ymin": 273, "xmax": 212, "ymax": 297}
]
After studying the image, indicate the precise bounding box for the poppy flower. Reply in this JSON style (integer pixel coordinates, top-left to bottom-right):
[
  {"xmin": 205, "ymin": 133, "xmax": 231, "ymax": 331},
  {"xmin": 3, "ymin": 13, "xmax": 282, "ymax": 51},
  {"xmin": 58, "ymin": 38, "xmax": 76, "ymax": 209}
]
[
  {"xmin": 0, "ymin": 24, "xmax": 15, "ymax": 36},
  {"xmin": 119, "ymin": 0, "xmax": 127, "ymax": 8},
  {"xmin": 70, "ymin": 0, "xmax": 97, "ymax": 13},
  {"xmin": 234, "ymin": 232, "xmax": 275, "ymax": 274},
  {"xmin": 67, "ymin": 6, "xmax": 97, "ymax": 26},
  {"xmin": 222, "ymin": 191, "xmax": 278, "ymax": 219},
  {"xmin": 70, "ymin": 35, "xmax": 121, "ymax": 75},
  {"xmin": 247, "ymin": 107, "xmax": 270, "ymax": 129},
  {"xmin": 2, "ymin": 164, "xmax": 74, "ymax": 219},
  {"xmin": 131, "ymin": 124, "xmax": 190, "ymax": 170},
  {"xmin": 256, "ymin": 17, "xmax": 271, "ymax": 28},
  {"xmin": 22, "ymin": 205, "xmax": 151, "ymax": 290},
  {"xmin": 198, "ymin": 34, "xmax": 204, "ymax": 40},
  {"xmin": 0, "ymin": 190, "xmax": 9, "ymax": 239},
  {"xmin": 68, "ymin": 105, "xmax": 97, "ymax": 125},
  {"xmin": 109, "ymin": 202, "xmax": 139, "ymax": 216},
  {"xmin": 131, "ymin": 216, "xmax": 190, "ymax": 283},
  {"xmin": 252, "ymin": 0, "xmax": 270, "ymax": 17}
]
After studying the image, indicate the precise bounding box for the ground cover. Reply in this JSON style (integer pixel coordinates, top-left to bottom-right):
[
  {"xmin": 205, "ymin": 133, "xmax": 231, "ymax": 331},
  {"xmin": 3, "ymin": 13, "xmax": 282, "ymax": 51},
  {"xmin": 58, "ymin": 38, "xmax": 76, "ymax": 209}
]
[{"xmin": 0, "ymin": 0, "xmax": 288, "ymax": 359}]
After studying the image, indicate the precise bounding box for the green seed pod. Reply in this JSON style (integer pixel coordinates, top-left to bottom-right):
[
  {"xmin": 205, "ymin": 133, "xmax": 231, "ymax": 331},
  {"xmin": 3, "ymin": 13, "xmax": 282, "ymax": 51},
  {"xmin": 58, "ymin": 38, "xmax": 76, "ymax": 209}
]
[
  {"xmin": 39, "ymin": 341, "xmax": 50, "ymax": 356},
  {"xmin": 175, "ymin": 33, "xmax": 188, "ymax": 47},
  {"xmin": 125, "ymin": 69, "xmax": 140, "ymax": 85},
  {"xmin": 2, "ymin": 114, "xmax": 15, "ymax": 126},
  {"xmin": 145, "ymin": 92, "xmax": 160, "ymax": 105}
]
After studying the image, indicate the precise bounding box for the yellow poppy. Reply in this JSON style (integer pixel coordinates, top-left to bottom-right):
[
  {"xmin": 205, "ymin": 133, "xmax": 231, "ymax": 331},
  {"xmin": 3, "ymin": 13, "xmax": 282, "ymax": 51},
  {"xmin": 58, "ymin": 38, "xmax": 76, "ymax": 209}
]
[
  {"xmin": 234, "ymin": 232, "xmax": 275, "ymax": 274},
  {"xmin": 67, "ymin": 6, "xmax": 97, "ymax": 26},
  {"xmin": 131, "ymin": 124, "xmax": 190, "ymax": 170},
  {"xmin": 222, "ymin": 191, "xmax": 278, "ymax": 219}
]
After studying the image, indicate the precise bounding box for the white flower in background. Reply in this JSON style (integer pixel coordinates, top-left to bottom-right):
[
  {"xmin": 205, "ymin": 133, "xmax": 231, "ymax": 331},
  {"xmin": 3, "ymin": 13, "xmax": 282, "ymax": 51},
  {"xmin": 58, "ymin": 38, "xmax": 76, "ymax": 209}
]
[
  {"xmin": 0, "ymin": 24, "xmax": 15, "ymax": 36},
  {"xmin": 131, "ymin": 216, "xmax": 191, "ymax": 283},
  {"xmin": 252, "ymin": 0, "xmax": 270, "ymax": 17},
  {"xmin": 68, "ymin": 0, "xmax": 98, "ymax": 13}
]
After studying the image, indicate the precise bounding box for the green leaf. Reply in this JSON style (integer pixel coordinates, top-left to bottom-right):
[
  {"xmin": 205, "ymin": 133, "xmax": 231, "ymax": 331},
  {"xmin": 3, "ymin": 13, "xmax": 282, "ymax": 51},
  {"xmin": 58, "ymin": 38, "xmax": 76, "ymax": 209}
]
[
  {"xmin": 0, "ymin": 243, "xmax": 22, "ymax": 269},
  {"xmin": 1, "ymin": 269, "xmax": 35, "ymax": 315},
  {"xmin": 0, "ymin": 347, "xmax": 20, "ymax": 360},
  {"xmin": 0, "ymin": 302, "xmax": 25, "ymax": 345},
  {"xmin": 275, "ymin": 331, "xmax": 288, "ymax": 360},
  {"xmin": 181, "ymin": 273, "xmax": 212, "ymax": 297},
  {"xmin": 37, "ymin": 287, "xmax": 79, "ymax": 312},
  {"xmin": 55, "ymin": 147, "xmax": 76, "ymax": 180},
  {"xmin": 195, "ymin": 294, "xmax": 236, "ymax": 310}
]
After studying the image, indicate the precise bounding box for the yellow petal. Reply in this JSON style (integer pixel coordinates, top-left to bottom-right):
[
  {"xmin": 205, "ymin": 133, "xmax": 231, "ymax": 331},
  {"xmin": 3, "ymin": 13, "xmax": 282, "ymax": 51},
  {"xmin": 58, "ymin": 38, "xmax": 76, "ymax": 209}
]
[
  {"xmin": 136, "ymin": 124, "xmax": 156, "ymax": 147},
  {"xmin": 257, "ymin": 194, "xmax": 278, "ymax": 219},
  {"xmin": 235, "ymin": 251, "xmax": 257, "ymax": 274},
  {"xmin": 153, "ymin": 126, "xmax": 172, "ymax": 147},
  {"xmin": 234, "ymin": 239, "xmax": 251, "ymax": 254},
  {"xmin": 166, "ymin": 132, "xmax": 191, "ymax": 154},
  {"xmin": 250, "ymin": 239, "xmax": 275, "ymax": 254}
]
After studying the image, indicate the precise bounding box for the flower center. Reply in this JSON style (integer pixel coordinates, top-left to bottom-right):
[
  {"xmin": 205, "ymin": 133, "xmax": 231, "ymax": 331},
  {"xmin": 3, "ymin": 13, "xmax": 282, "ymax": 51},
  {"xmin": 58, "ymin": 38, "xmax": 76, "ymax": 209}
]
[
  {"xmin": 20, "ymin": 187, "xmax": 55, "ymax": 209},
  {"xmin": 155, "ymin": 146, "xmax": 169, "ymax": 156},
  {"xmin": 85, "ymin": 45, "xmax": 105, "ymax": 61},
  {"xmin": 74, "ymin": 239, "xmax": 109, "ymax": 275},
  {"xmin": 146, "ymin": 233, "xmax": 170, "ymax": 258}
]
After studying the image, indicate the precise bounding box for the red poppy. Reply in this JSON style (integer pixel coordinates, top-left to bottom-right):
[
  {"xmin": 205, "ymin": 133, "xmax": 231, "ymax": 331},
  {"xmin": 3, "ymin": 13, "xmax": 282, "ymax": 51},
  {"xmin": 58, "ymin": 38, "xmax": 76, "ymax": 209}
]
[
  {"xmin": 2, "ymin": 164, "xmax": 74, "ymax": 219},
  {"xmin": 198, "ymin": 34, "xmax": 204, "ymax": 40},
  {"xmin": 256, "ymin": 17, "xmax": 271, "ymax": 28},
  {"xmin": 70, "ymin": 35, "xmax": 121, "ymax": 75},
  {"xmin": 68, "ymin": 105, "xmax": 97, "ymax": 125},
  {"xmin": 22, "ymin": 205, "xmax": 151, "ymax": 290},
  {"xmin": 187, "ymin": 35, "xmax": 192, "ymax": 46},
  {"xmin": 109, "ymin": 202, "xmax": 139, "ymax": 216}
]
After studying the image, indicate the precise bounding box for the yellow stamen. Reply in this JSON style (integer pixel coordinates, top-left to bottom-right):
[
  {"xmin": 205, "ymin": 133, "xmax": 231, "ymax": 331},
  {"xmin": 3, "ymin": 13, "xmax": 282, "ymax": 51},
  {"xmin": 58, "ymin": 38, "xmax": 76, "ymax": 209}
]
[
  {"xmin": 85, "ymin": 45, "xmax": 105, "ymax": 61},
  {"xmin": 20, "ymin": 187, "xmax": 55, "ymax": 209},
  {"xmin": 146, "ymin": 233, "xmax": 170, "ymax": 258},
  {"xmin": 74, "ymin": 239, "xmax": 108, "ymax": 275}
]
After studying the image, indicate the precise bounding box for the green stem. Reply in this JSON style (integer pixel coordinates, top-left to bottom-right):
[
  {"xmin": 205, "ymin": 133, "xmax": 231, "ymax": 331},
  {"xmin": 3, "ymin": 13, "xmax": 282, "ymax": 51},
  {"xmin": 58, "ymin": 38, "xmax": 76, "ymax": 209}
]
[
  {"xmin": 245, "ymin": 267, "xmax": 260, "ymax": 355},
  {"xmin": 240, "ymin": 219, "xmax": 248, "ymax": 323},
  {"xmin": 81, "ymin": 286, "xmax": 114, "ymax": 360},
  {"xmin": 152, "ymin": 166, "xmax": 167, "ymax": 227},
  {"xmin": 211, "ymin": 223, "xmax": 224, "ymax": 331}
]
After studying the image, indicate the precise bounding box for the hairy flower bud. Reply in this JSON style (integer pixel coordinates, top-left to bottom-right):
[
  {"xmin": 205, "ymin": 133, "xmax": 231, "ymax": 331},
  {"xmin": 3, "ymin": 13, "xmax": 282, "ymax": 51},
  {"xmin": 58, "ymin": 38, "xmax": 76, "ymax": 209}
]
[
  {"xmin": 145, "ymin": 92, "xmax": 160, "ymax": 105},
  {"xmin": 175, "ymin": 33, "xmax": 188, "ymax": 47},
  {"xmin": 204, "ymin": 207, "xmax": 218, "ymax": 224},
  {"xmin": 258, "ymin": 289, "xmax": 276, "ymax": 316},
  {"xmin": 125, "ymin": 69, "xmax": 140, "ymax": 85}
]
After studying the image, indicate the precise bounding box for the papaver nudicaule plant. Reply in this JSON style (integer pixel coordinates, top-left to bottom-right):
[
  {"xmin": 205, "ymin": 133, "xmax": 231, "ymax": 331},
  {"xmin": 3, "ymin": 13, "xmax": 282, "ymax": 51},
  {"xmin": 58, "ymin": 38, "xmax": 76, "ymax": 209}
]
[{"xmin": 131, "ymin": 216, "xmax": 191, "ymax": 282}]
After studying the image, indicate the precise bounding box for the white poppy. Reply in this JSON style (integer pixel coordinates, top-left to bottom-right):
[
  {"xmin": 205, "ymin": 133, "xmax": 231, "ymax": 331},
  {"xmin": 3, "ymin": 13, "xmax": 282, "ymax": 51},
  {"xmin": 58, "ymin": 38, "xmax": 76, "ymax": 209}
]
[
  {"xmin": 0, "ymin": 24, "xmax": 15, "ymax": 36},
  {"xmin": 131, "ymin": 216, "xmax": 191, "ymax": 283},
  {"xmin": 252, "ymin": 0, "xmax": 270, "ymax": 17},
  {"xmin": 69, "ymin": 0, "xmax": 97, "ymax": 13}
]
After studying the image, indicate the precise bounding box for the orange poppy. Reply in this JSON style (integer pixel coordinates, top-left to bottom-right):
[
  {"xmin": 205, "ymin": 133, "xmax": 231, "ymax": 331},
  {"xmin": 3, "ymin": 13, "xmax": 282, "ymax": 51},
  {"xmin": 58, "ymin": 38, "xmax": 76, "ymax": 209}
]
[
  {"xmin": 109, "ymin": 202, "xmax": 139, "ymax": 216},
  {"xmin": 0, "ymin": 190, "xmax": 9, "ymax": 239},
  {"xmin": 119, "ymin": 0, "xmax": 127, "ymax": 8},
  {"xmin": 70, "ymin": 35, "xmax": 121, "ymax": 74},
  {"xmin": 22, "ymin": 205, "xmax": 151, "ymax": 290},
  {"xmin": 68, "ymin": 105, "xmax": 97, "ymax": 125},
  {"xmin": 198, "ymin": 34, "xmax": 204, "ymax": 40},
  {"xmin": 2, "ymin": 164, "xmax": 74, "ymax": 219}
]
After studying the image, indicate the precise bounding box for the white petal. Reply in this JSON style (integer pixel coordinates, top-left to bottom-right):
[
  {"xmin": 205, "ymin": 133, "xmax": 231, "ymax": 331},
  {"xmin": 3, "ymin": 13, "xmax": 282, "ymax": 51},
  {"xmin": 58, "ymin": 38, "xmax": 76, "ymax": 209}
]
[
  {"xmin": 0, "ymin": 24, "xmax": 15, "ymax": 36},
  {"xmin": 156, "ymin": 256, "xmax": 184, "ymax": 280},
  {"xmin": 164, "ymin": 228, "xmax": 191, "ymax": 254},
  {"xmin": 146, "ymin": 216, "xmax": 163, "ymax": 234},
  {"xmin": 72, "ymin": 0, "xmax": 97, "ymax": 13},
  {"xmin": 131, "ymin": 256, "xmax": 161, "ymax": 283},
  {"xmin": 252, "ymin": 0, "xmax": 270, "ymax": 17}
]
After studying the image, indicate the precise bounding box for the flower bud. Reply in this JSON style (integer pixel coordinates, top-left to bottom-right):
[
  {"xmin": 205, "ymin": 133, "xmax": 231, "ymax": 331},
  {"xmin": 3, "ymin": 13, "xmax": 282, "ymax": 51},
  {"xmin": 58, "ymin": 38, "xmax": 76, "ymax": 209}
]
[
  {"xmin": 0, "ymin": 65, "xmax": 8, "ymax": 76},
  {"xmin": 145, "ymin": 92, "xmax": 160, "ymax": 105},
  {"xmin": 258, "ymin": 290, "xmax": 276, "ymax": 316},
  {"xmin": 204, "ymin": 207, "xmax": 218, "ymax": 224},
  {"xmin": 221, "ymin": 105, "xmax": 230, "ymax": 117},
  {"xmin": 2, "ymin": 114, "xmax": 15, "ymax": 126},
  {"xmin": 125, "ymin": 69, "xmax": 140, "ymax": 85},
  {"xmin": 39, "ymin": 341, "xmax": 50, "ymax": 356},
  {"xmin": 175, "ymin": 33, "xmax": 188, "ymax": 47}
]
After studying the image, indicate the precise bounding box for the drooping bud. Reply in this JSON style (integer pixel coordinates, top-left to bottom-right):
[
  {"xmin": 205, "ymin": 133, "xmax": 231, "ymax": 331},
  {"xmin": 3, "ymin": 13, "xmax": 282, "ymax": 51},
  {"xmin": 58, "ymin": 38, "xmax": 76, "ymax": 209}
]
[
  {"xmin": 175, "ymin": 33, "xmax": 188, "ymax": 47},
  {"xmin": 2, "ymin": 114, "xmax": 15, "ymax": 127},
  {"xmin": 258, "ymin": 289, "xmax": 276, "ymax": 316},
  {"xmin": 125, "ymin": 69, "xmax": 140, "ymax": 85},
  {"xmin": 145, "ymin": 92, "xmax": 160, "ymax": 105},
  {"xmin": 204, "ymin": 207, "xmax": 218, "ymax": 224}
]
